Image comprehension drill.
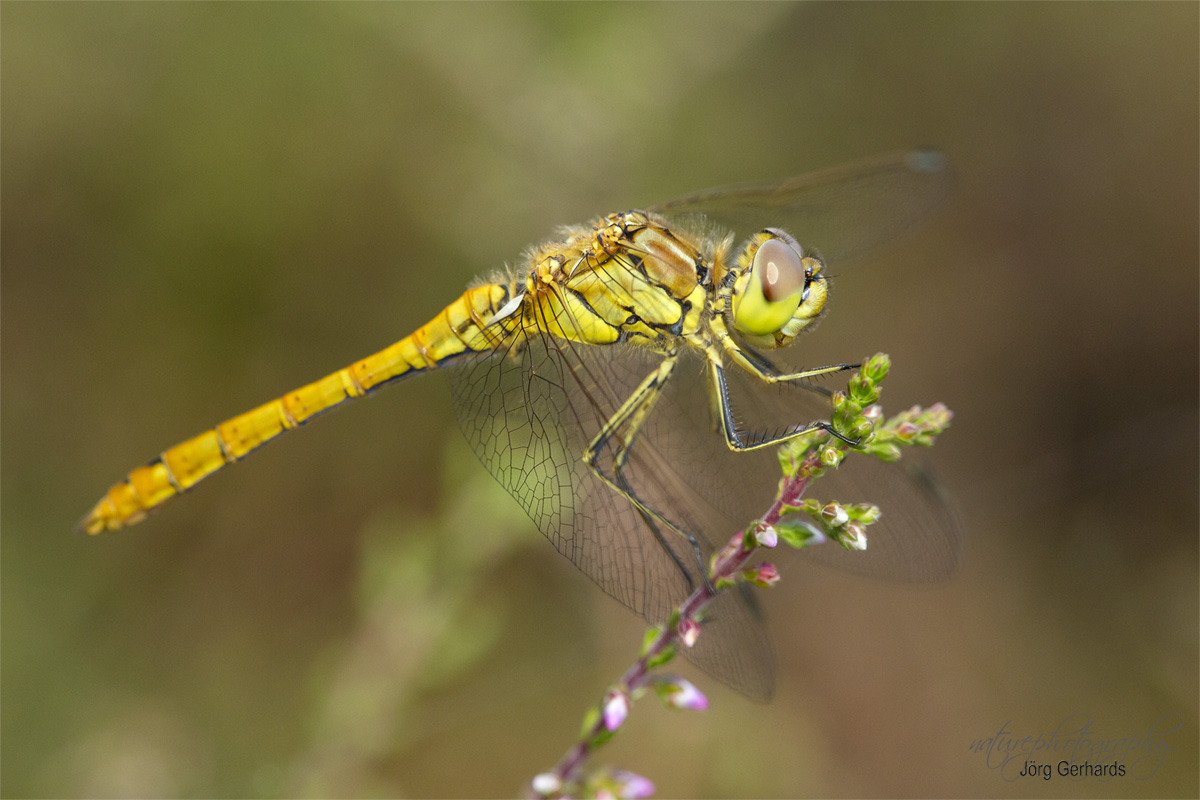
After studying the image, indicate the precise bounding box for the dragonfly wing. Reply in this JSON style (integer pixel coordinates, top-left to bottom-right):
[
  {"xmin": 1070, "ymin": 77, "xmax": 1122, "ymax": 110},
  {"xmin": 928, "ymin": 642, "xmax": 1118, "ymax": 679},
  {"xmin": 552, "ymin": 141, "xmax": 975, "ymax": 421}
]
[
  {"xmin": 798, "ymin": 454, "xmax": 963, "ymax": 581},
  {"xmin": 648, "ymin": 150, "xmax": 952, "ymax": 263},
  {"xmin": 650, "ymin": 352, "xmax": 964, "ymax": 582},
  {"xmin": 446, "ymin": 332, "xmax": 776, "ymax": 700}
]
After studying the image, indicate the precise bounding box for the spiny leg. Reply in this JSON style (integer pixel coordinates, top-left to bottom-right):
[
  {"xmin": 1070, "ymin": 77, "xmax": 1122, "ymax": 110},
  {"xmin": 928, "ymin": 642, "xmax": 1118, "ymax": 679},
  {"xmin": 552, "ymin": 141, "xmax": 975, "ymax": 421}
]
[
  {"xmin": 581, "ymin": 351, "xmax": 708, "ymax": 584},
  {"xmin": 706, "ymin": 346, "xmax": 858, "ymax": 451},
  {"xmin": 712, "ymin": 318, "xmax": 859, "ymax": 384}
]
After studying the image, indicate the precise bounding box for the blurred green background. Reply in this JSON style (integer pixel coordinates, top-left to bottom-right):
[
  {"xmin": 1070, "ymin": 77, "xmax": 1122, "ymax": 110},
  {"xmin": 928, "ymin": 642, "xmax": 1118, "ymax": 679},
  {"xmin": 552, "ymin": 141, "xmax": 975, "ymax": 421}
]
[{"xmin": 3, "ymin": 3, "xmax": 1197, "ymax": 798}]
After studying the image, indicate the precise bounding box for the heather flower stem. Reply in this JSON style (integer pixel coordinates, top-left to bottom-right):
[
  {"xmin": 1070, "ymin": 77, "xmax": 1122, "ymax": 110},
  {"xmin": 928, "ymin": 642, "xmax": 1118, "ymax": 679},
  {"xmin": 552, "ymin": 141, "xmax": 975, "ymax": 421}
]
[
  {"xmin": 529, "ymin": 354, "xmax": 953, "ymax": 799},
  {"xmin": 531, "ymin": 456, "xmax": 827, "ymax": 800}
]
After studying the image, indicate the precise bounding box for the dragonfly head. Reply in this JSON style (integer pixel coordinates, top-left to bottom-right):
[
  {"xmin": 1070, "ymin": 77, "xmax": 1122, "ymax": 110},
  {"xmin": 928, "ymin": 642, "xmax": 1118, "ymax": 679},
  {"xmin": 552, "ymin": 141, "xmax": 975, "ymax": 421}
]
[{"xmin": 728, "ymin": 228, "xmax": 828, "ymax": 348}]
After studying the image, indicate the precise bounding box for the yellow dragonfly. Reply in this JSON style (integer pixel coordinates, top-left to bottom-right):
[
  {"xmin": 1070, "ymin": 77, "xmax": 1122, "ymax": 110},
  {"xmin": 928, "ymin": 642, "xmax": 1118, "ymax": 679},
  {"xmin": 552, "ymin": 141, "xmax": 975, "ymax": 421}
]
[{"xmin": 82, "ymin": 151, "xmax": 961, "ymax": 699}]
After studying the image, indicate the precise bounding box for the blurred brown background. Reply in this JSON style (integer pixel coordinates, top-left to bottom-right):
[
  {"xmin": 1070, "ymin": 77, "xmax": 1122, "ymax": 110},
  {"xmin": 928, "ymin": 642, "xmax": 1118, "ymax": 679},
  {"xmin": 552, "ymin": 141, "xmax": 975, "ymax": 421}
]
[{"xmin": 2, "ymin": 3, "xmax": 1196, "ymax": 798}]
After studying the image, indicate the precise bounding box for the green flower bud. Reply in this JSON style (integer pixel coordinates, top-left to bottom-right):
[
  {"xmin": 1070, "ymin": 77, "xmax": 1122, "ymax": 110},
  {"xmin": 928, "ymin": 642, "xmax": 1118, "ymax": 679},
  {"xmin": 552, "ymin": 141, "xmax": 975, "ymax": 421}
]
[
  {"xmin": 862, "ymin": 353, "xmax": 891, "ymax": 383},
  {"xmin": 820, "ymin": 445, "xmax": 843, "ymax": 467}
]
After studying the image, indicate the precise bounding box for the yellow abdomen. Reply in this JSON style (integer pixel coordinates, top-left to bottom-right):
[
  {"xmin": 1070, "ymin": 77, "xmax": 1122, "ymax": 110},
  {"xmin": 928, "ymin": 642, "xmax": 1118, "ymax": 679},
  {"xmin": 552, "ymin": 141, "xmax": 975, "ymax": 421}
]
[{"xmin": 80, "ymin": 282, "xmax": 516, "ymax": 534}]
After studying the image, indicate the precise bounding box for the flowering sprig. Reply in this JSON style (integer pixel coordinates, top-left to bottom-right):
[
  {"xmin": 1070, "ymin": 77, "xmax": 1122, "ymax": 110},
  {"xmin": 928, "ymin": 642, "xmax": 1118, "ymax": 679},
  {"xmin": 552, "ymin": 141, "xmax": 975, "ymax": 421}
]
[{"xmin": 528, "ymin": 354, "xmax": 952, "ymax": 798}]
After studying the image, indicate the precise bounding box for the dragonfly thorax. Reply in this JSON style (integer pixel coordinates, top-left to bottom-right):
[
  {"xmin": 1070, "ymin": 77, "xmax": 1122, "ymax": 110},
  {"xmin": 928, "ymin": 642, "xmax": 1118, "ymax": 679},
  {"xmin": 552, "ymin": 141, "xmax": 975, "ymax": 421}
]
[{"xmin": 518, "ymin": 211, "xmax": 710, "ymax": 349}]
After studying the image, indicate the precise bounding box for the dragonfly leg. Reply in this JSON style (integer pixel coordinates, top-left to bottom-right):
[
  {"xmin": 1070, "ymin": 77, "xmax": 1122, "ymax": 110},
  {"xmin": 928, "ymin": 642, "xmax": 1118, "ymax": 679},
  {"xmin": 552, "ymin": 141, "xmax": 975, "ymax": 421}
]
[
  {"xmin": 706, "ymin": 348, "xmax": 857, "ymax": 451},
  {"xmin": 581, "ymin": 352, "xmax": 708, "ymax": 582},
  {"xmin": 712, "ymin": 318, "xmax": 858, "ymax": 384}
]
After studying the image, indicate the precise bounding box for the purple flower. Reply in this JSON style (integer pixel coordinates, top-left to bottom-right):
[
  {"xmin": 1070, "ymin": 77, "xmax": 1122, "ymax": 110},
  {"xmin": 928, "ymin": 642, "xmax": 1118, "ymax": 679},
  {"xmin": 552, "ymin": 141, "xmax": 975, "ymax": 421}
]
[
  {"xmin": 612, "ymin": 769, "xmax": 655, "ymax": 799},
  {"xmin": 603, "ymin": 690, "xmax": 628, "ymax": 731},
  {"xmin": 655, "ymin": 676, "xmax": 709, "ymax": 711}
]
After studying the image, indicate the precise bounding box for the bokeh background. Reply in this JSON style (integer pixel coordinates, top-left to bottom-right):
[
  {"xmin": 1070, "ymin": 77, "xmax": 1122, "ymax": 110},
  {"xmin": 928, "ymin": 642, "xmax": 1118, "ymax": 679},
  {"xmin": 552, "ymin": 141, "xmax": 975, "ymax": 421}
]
[{"xmin": 3, "ymin": 3, "xmax": 1196, "ymax": 798}]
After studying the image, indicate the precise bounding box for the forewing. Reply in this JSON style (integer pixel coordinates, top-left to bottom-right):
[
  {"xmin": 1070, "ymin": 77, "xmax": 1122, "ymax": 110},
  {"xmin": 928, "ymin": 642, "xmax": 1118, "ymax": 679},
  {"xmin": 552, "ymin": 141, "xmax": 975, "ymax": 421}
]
[{"xmin": 648, "ymin": 150, "xmax": 952, "ymax": 263}]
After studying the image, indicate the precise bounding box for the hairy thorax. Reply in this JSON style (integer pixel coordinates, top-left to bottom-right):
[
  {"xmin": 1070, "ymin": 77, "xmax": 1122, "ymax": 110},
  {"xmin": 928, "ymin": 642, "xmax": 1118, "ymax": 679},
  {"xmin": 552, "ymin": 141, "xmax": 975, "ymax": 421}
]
[{"xmin": 522, "ymin": 211, "xmax": 717, "ymax": 350}]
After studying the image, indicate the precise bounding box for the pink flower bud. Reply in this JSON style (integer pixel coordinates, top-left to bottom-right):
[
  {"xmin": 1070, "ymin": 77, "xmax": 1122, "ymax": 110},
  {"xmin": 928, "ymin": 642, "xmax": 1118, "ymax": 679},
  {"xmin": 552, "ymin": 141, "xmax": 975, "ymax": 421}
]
[
  {"xmin": 603, "ymin": 690, "xmax": 628, "ymax": 731},
  {"xmin": 754, "ymin": 524, "xmax": 778, "ymax": 548},
  {"xmin": 743, "ymin": 562, "xmax": 780, "ymax": 588},
  {"xmin": 678, "ymin": 618, "xmax": 701, "ymax": 648},
  {"xmin": 657, "ymin": 676, "xmax": 709, "ymax": 711},
  {"xmin": 612, "ymin": 770, "xmax": 655, "ymax": 799}
]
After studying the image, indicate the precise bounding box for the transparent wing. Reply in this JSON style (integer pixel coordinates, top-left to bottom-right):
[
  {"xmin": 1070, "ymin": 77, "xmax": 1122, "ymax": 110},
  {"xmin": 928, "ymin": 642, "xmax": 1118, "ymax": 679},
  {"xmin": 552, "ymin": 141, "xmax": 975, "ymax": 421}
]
[
  {"xmin": 447, "ymin": 331, "xmax": 776, "ymax": 700},
  {"xmin": 447, "ymin": 331, "xmax": 960, "ymax": 699},
  {"xmin": 652, "ymin": 351, "xmax": 963, "ymax": 582},
  {"xmin": 648, "ymin": 149, "xmax": 952, "ymax": 262}
]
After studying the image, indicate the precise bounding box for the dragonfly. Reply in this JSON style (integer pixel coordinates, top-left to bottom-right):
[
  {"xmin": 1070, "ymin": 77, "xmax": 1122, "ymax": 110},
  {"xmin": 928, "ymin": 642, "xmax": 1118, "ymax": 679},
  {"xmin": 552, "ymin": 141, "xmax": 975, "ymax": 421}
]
[{"xmin": 81, "ymin": 150, "xmax": 962, "ymax": 700}]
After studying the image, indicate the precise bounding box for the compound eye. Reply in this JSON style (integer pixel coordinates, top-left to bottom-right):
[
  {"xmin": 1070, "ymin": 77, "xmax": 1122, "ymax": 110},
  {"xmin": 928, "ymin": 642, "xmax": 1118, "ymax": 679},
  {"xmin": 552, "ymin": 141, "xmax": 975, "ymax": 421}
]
[{"xmin": 733, "ymin": 238, "xmax": 806, "ymax": 336}]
